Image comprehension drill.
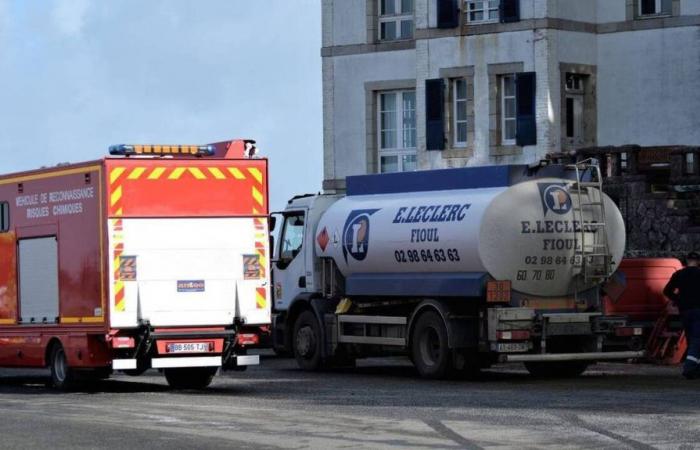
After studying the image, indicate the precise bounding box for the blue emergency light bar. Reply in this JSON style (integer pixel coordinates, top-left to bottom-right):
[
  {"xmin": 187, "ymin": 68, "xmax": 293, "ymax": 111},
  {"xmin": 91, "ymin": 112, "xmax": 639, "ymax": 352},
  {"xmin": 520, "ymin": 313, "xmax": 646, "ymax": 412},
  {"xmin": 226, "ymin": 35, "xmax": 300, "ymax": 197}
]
[{"xmin": 109, "ymin": 144, "xmax": 215, "ymax": 157}]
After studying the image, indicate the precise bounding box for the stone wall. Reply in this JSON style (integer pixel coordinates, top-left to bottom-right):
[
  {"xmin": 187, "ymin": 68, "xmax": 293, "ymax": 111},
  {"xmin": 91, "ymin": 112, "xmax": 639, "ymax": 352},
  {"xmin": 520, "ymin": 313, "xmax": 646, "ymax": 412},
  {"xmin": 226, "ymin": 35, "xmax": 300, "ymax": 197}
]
[{"xmin": 573, "ymin": 146, "xmax": 700, "ymax": 259}]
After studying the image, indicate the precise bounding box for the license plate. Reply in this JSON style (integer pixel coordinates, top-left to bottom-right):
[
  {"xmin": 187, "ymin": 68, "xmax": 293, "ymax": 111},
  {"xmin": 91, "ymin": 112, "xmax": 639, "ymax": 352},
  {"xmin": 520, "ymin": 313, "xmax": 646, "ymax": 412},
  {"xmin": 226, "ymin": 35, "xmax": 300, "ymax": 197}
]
[
  {"xmin": 497, "ymin": 342, "xmax": 529, "ymax": 353},
  {"xmin": 166, "ymin": 342, "xmax": 210, "ymax": 354}
]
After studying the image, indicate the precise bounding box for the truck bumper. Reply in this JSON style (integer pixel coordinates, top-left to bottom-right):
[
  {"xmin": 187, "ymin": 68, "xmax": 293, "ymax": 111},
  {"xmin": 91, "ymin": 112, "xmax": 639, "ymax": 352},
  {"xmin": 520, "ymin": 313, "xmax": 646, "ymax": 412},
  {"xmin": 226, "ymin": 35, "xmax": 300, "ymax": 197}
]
[
  {"xmin": 500, "ymin": 350, "xmax": 645, "ymax": 363},
  {"xmin": 112, "ymin": 354, "xmax": 260, "ymax": 370}
]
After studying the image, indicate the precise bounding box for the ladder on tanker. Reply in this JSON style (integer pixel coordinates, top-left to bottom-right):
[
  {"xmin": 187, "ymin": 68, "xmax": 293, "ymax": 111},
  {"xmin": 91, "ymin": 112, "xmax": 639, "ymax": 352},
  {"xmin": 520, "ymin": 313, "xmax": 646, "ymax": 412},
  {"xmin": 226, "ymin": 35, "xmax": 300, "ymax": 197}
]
[{"xmin": 567, "ymin": 160, "xmax": 614, "ymax": 284}]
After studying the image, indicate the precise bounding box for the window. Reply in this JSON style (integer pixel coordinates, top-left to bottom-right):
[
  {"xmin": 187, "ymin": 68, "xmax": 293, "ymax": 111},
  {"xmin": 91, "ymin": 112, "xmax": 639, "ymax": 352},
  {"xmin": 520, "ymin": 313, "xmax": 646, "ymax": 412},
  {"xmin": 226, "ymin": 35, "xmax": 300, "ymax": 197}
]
[
  {"xmin": 379, "ymin": 0, "xmax": 414, "ymax": 41},
  {"xmin": 501, "ymin": 75, "xmax": 517, "ymax": 145},
  {"xmin": 639, "ymin": 0, "xmax": 671, "ymax": 16},
  {"xmin": 278, "ymin": 213, "xmax": 305, "ymax": 268},
  {"xmin": 565, "ymin": 74, "xmax": 585, "ymax": 142},
  {"xmin": 453, "ymin": 79, "xmax": 468, "ymax": 147},
  {"xmin": 0, "ymin": 202, "xmax": 8, "ymax": 232},
  {"xmin": 686, "ymin": 153, "xmax": 696, "ymax": 175},
  {"xmin": 379, "ymin": 90, "xmax": 416, "ymax": 173},
  {"xmin": 466, "ymin": 0, "xmax": 499, "ymax": 23}
]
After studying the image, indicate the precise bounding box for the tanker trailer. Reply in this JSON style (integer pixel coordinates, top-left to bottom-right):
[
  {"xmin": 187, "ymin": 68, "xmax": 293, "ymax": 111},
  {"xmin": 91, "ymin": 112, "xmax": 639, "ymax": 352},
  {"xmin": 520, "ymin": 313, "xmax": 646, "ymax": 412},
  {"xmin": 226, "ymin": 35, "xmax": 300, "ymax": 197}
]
[{"xmin": 270, "ymin": 162, "xmax": 645, "ymax": 379}]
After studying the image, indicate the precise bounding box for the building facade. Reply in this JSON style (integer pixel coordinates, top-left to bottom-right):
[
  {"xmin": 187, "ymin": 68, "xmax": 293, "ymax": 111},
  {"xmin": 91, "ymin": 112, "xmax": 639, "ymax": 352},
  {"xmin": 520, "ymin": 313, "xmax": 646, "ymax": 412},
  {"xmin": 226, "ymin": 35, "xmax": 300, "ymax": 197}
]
[{"xmin": 321, "ymin": 0, "xmax": 700, "ymax": 191}]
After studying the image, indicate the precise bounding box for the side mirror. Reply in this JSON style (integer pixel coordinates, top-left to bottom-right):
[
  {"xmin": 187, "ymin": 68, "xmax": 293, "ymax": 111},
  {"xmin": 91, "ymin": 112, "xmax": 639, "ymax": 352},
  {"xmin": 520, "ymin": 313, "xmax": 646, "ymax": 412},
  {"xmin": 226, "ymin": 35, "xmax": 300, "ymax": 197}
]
[
  {"xmin": 269, "ymin": 215, "xmax": 277, "ymax": 232},
  {"xmin": 269, "ymin": 235, "xmax": 277, "ymax": 262}
]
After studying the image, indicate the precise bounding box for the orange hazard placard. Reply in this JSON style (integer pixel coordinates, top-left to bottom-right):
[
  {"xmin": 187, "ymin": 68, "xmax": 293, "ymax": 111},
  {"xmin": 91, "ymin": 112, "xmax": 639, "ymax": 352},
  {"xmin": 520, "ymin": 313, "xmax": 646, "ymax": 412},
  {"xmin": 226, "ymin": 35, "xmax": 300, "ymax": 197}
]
[{"xmin": 243, "ymin": 254, "xmax": 261, "ymax": 280}]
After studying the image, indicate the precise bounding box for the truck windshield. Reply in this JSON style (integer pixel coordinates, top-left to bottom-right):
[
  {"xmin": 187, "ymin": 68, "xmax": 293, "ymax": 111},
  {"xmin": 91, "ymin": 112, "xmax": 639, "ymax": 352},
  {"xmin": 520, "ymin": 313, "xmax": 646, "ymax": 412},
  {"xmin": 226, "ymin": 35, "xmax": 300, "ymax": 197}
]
[{"xmin": 279, "ymin": 213, "xmax": 305, "ymax": 267}]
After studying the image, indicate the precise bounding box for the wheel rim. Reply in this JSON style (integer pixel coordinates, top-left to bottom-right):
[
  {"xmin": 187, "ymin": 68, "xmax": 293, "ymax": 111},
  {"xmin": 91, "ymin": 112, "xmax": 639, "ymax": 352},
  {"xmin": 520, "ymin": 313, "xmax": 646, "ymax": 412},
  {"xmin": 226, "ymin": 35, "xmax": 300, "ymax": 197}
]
[
  {"xmin": 419, "ymin": 327, "xmax": 441, "ymax": 367},
  {"xmin": 54, "ymin": 348, "xmax": 67, "ymax": 382},
  {"xmin": 296, "ymin": 326, "xmax": 315, "ymax": 359}
]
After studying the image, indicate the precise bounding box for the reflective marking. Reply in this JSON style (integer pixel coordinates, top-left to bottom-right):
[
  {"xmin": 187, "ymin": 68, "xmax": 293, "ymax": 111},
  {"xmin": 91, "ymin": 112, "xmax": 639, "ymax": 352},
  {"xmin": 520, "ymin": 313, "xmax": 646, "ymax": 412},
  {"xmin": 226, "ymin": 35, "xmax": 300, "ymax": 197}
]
[
  {"xmin": 168, "ymin": 167, "xmax": 186, "ymax": 180},
  {"xmin": 248, "ymin": 168, "xmax": 263, "ymax": 184},
  {"xmin": 228, "ymin": 168, "xmax": 246, "ymax": 180},
  {"xmin": 148, "ymin": 167, "xmax": 166, "ymax": 179},
  {"xmin": 252, "ymin": 187, "xmax": 264, "ymax": 206},
  {"xmin": 687, "ymin": 355, "xmax": 699, "ymax": 363},
  {"xmin": 208, "ymin": 167, "xmax": 226, "ymax": 179},
  {"xmin": 127, "ymin": 167, "xmax": 146, "ymax": 180},
  {"xmin": 110, "ymin": 186, "xmax": 123, "ymax": 206},
  {"xmin": 188, "ymin": 167, "xmax": 206, "ymax": 180},
  {"xmin": 110, "ymin": 167, "xmax": 126, "ymax": 184}
]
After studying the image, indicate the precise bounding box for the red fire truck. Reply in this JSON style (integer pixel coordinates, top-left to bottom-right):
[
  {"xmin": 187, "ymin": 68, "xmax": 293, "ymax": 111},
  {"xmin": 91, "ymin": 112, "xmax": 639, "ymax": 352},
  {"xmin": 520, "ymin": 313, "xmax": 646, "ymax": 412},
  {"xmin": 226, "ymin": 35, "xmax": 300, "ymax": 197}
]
[{"xmin": 0, "ymin": 140, "xmax": 270, "ymax": 389}]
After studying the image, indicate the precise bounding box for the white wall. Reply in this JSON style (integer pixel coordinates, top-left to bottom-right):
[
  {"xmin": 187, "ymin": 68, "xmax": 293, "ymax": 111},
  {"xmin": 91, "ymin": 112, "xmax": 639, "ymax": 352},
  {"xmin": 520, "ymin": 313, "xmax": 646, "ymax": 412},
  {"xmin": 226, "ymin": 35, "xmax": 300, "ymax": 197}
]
[
  {"xmin": 549, "ymin": 0, "xmax": 598, "ymax": 23},
  {"xmin": 331, "ymin": 0, "xmax": 367, "ymax": 46},
  {"xmin": 331, "ymin": 50, "xmax": 416, "ymax": 179},
  {"xmin": 598, "ymin": 27, "xmax": 700, "ymax": 146},
  {"xmin": 682, "ymin": 0, "xmax": 700, "ymax": 15},
  {"xmin": 597, "ymin": 0, "xmax": 627, "ymax": 22}
]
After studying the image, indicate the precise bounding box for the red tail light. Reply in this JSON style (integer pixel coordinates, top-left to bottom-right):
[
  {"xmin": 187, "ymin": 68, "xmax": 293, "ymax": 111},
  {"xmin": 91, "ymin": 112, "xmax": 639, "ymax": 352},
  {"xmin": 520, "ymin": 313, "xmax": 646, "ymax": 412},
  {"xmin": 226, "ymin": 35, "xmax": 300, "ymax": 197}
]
[
  {"xmin": 615, "ymin": 327, "xmax": 644, "ymax": 337},
  {"xmin": 237, "ymin": 333, "xmax": 260, "ymax": 346},
  {"xmin": 496, "ymin": 330, "xmax": 531, "ymax": 341},
  {"xmin": 111, "ymin": 336, "xmax": 135, "ymax": 348}
]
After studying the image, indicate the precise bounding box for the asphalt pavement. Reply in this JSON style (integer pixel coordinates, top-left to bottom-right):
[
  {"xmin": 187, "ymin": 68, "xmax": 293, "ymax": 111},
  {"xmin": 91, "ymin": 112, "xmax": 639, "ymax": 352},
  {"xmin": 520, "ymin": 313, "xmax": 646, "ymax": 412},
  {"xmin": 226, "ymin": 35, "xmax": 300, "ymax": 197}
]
[{"xmin": 0, "ymin": 354, "xmax": 698, "ymax": 449}]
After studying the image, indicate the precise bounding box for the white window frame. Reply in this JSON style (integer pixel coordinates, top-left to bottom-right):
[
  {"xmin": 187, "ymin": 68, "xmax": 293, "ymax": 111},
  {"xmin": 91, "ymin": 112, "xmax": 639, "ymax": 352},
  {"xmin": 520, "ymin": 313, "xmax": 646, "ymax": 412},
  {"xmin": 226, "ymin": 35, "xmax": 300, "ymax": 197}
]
[
  {"xmin": 501, "ymin": 75, "xmax": 517, "ymax": 146},
  {"xmin": 564, "ymin": 73, "xmax": 585, "ymax": 142},
  {"xmin": 378, "ymin": 0, "xmax": 414, "ymax": 41},
  {"xmin": 452, "ymin": 78, "xmax": 468, "ymax": 148},
  {"xmin": 638, "ymin": 0, "xmax": 670, "ymax": 16},
  {"xmin": 465, "ymin": 0, "xmax": 500, "ymax": 24},
  {"xmin": 378, "ymin": 89, "xmax": 417, "ymax": 173}
]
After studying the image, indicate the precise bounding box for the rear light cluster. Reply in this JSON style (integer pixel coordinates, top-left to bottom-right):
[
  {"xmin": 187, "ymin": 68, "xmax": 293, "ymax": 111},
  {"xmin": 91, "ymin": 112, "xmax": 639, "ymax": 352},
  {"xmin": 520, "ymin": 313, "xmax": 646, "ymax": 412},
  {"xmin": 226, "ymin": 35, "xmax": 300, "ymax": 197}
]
[
  {"xmin": 496, "ymin": 330, "xmax": 531, "ymax": 341},
  {"xmin": 237, "ymin": 333, "xmax": 260, "ymax": 346},
  {"xmin": 111, "ymin": 336, "xmax": 135, "ymax": 349},
  {"xmin": 615, "ymin": 327, "xmax": 644, "ymax": 337}
]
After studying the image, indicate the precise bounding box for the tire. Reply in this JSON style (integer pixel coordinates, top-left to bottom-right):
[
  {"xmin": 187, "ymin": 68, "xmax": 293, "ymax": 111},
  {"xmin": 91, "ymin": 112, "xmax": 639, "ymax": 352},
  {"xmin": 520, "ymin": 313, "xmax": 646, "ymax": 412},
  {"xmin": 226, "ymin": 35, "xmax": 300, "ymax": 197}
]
[
  {"xmin": 411, "ymin": 311, "xmax": 453, "ymax": 379},
  {"xmin": 293, "ymin": 310, "xmax": 323, "ymax": 371},
  {"xmin": 49, "ymin": 344, "xmax": 76, "ymax": 390},
  {"xmin": 164, "ymin": 367, "xmax": 218, "ymax": 389},
  {"xmin": 524, "ymin": 361, "xmax": 590, "ymax": 378}
]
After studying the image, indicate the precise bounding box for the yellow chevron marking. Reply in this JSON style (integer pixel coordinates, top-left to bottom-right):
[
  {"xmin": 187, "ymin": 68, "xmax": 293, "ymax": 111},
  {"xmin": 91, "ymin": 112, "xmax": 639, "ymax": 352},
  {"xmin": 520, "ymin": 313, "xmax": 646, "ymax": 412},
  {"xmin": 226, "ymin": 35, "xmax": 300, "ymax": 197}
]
[
  {"xmin": 168, "ymin": 167, "xmax": 186, "ymax": 180},
  {"xmin": 110, "ymin": 186, "xmax": 123, "ymax": 206},
  {"xmin": 115, "ymin": 208, "xmax": 123, "ymax": 216},
  {"xmin": 228, "ymin": 168, "xmax": 246, "ymax": 180},
  {"xmin": 252, "ymin": 187, "xmax": 264, "ymax": 206},
  {"xmin": 248, "ymin": 168, "xmax": 263, "ymax": 184},
  {"xmin": 148, "ymin": 167, "xmax": 166, "ymax": 179},
  {"xmin": 188, "ymin": 167, "xmax": 206, "ymax": 180},
  {"xmin": 110, "ymin": 167, "xmax": 126, "ymax": 184},
  {"xmin": 208, "ymin": 167, "xmax": 226, "ymax": 179},
  {"xmin": 127, "ymin": 167, "xmax": 146, "ymax": 180},
  {"xmin": 256, "ymin": 293, "xmax": 266, "ymax": 308},
  {"xmin": 115, "ymin": 301, "xmax": 125, "ymax": 312}
]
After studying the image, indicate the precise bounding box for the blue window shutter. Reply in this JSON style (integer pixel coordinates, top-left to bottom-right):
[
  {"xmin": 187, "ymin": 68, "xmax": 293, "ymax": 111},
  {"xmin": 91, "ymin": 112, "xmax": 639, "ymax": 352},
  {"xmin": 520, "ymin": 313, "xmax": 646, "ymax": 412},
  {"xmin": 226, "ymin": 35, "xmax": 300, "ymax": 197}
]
[
  {"xmin": 437, "ymin": 0, "xmax": 459, "ymax": 28},
  {"xmin": 426, "ymin": 79, "xmax": 445, "ymax": 151},
  {"xmin": 515, "ymin": 72, "xmax": 536, "ymax": 147},
  {"xmin": 500, "ymin": 0, "xmax": 520, "ymax": 23}
]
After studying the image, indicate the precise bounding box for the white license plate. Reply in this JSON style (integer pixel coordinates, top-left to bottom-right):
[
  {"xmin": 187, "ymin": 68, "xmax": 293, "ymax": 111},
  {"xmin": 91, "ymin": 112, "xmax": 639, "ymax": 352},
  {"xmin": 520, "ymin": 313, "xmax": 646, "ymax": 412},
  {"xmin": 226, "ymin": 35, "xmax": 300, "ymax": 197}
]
[
  {"xmin": 166, "ymin": 342, "xmax": 210, "ymax": 354},
  {"xmin": 497, "ymin": 342, "xmax": 529, "ymax": 353}
]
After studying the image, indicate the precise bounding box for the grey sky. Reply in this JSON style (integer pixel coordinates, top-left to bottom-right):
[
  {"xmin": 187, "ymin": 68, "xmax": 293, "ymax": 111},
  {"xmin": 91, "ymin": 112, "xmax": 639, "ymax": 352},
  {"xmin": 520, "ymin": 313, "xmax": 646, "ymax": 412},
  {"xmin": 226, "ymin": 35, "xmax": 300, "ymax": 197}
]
[{"xmin": 0, "ymin": 0, "xmax": 322, "ymax": 209}]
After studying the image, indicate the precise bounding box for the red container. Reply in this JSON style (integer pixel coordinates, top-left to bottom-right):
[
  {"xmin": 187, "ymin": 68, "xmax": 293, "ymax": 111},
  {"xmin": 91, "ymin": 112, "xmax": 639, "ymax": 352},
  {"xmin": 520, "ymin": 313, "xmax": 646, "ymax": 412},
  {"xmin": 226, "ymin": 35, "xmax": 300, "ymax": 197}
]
[{"xmin": 605, "ymin": 258, "xmax": 683, "ymax": 322}]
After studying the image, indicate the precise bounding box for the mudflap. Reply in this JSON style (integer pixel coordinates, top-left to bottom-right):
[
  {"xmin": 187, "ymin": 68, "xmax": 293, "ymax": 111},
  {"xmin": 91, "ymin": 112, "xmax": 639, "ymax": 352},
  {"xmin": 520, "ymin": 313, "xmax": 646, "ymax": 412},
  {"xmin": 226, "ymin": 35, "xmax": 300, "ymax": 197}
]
[{"xmin": 310, "ymin": 297, "xmax": 340, "ymax": 359}]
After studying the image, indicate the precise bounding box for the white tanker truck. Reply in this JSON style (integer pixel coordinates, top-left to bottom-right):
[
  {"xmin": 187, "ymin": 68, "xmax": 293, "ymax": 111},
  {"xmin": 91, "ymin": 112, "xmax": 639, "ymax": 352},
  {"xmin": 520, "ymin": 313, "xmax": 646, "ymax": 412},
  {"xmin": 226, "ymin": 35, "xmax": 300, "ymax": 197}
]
[{"xmin": 270, "ymin": 162, "xmax": 644, "ymax": 378}]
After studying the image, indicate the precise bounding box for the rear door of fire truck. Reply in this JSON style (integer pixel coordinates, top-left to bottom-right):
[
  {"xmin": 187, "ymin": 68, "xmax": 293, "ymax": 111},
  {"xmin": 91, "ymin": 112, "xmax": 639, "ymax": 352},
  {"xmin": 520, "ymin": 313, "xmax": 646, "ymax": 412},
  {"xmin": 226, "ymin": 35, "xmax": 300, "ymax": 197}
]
[{"xmin": 105, "ymin": 144, "xmax": 270, "ymax": 388}]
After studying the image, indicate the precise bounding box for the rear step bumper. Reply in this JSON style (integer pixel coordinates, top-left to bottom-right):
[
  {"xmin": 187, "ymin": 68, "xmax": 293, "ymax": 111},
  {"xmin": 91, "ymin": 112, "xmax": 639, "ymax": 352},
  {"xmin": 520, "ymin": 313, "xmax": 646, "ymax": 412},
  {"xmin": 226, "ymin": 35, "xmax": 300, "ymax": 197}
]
[
  {"xmin": 112, "ymin": 354, "xmax": 260, "ymax": 370},
  {"xmin": 500, "ymin": 350, "xmax": 645, "ymax": 363}
]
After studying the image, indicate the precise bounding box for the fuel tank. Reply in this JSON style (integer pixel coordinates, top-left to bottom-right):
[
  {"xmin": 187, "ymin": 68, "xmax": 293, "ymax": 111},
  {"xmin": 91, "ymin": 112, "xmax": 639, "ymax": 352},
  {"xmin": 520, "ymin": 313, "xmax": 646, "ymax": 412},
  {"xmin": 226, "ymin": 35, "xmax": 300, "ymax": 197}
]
[{"xmin": 314, "ymin": 165, "xmax": 625, "ymax": 297}]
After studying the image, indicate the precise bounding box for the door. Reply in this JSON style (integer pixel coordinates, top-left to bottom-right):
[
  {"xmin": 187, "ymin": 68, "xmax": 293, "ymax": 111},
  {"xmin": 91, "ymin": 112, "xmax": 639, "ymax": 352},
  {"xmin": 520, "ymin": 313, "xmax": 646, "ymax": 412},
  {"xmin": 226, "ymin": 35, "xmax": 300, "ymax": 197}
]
[
  {"xmin": 272, "ymin": 211, "xmax": 307, "ymax": 311},
  {"xmin": 18, "ymin": 237, "xmax": 59, "ymax": 324}
]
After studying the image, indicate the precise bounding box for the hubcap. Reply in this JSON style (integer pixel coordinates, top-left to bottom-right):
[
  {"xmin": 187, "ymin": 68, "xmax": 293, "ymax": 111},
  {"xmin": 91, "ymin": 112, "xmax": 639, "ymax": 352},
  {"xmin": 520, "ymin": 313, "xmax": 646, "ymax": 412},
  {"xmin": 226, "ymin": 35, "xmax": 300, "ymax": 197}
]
[{"xmin": 296, "ymin": 326, "xmax": 315, "ymax": 358}]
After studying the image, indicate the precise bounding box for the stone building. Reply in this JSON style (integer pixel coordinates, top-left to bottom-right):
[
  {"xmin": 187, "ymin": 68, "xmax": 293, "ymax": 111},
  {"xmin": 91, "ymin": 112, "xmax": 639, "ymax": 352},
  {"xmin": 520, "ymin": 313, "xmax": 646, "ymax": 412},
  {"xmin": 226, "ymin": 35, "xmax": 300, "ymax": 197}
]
[{"xmin": 321, "ymin": 0, "xmax": 700, "ymax": 191}]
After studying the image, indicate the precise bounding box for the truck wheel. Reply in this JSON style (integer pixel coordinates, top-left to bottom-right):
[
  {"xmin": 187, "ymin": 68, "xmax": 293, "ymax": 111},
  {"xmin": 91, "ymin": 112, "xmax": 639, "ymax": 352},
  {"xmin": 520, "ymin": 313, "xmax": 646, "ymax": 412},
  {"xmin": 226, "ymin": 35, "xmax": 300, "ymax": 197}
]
[
  {"xmin": 524, "ymin": 361, "xmax": 590, "ymax": 378},
  {"xmin": 411, "ymin": 311, "xmax": 453, "ymax": 379},
  {"xmin": 164, "ymin": 367, "xmax": 218, "ymax": 389},
  {"xmin": 49, "ymin": 344, "xmax": 76, "ymax": 390},
  {"xmin": 293, "ymin": 310, "xmax": 323, "ymax": 371}
]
